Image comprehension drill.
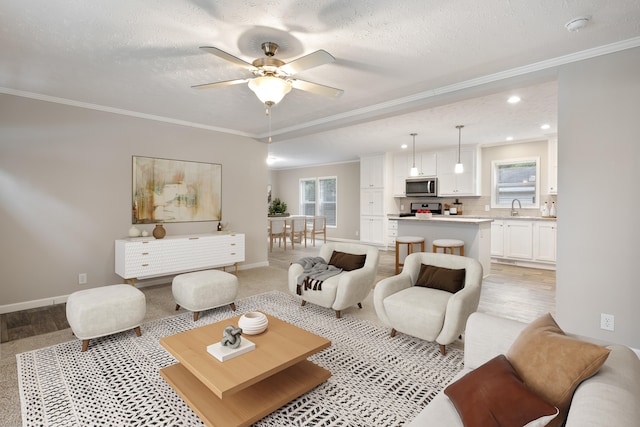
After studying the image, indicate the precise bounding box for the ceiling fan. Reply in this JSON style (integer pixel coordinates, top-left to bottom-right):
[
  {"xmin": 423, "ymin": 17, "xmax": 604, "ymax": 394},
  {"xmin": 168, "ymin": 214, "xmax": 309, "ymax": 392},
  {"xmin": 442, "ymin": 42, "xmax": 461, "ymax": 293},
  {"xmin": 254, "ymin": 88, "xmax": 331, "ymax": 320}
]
[{"xmin": 192, "ymin": 42, "xmax": 344, "ymax": 107}]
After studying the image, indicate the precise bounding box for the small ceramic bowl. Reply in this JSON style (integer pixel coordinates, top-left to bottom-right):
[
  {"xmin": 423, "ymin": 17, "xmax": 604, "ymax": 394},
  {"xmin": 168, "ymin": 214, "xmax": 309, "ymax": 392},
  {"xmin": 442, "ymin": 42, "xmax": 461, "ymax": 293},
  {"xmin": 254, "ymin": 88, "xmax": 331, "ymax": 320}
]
[{"xmin": 238, "ymin": 311, "xmax": 268, "ymax": 335}]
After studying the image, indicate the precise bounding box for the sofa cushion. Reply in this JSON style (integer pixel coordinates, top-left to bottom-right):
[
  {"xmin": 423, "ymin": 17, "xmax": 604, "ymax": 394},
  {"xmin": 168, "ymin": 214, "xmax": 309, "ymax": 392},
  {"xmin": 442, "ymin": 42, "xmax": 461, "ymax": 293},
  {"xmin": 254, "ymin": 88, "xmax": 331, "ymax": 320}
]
[
  {"xmin": 445, "ymin": 354, "xmax": 558, "ymax": 427},
  {"xmin": 328, "ymin": 250, "xmax": 366, "ymax": 271},
  {"xmin": 415, "ymin": 264, "xmax": 465, "ymax": 293},
  {"xmin": 506, "ymin": 313, "xmax": 611, "ymax": 427}
]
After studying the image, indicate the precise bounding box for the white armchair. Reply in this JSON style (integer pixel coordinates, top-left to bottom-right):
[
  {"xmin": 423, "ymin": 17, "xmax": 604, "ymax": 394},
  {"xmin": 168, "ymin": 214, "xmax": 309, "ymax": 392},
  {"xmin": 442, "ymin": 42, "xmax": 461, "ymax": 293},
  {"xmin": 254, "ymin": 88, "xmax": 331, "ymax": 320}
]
[
  {"xmin": 374, "ymin": 252, "xmax": 483, "ymax": 355},
  {"xmin": 288, "ymin": 242, "xmax": 379, "ymax": 318}
]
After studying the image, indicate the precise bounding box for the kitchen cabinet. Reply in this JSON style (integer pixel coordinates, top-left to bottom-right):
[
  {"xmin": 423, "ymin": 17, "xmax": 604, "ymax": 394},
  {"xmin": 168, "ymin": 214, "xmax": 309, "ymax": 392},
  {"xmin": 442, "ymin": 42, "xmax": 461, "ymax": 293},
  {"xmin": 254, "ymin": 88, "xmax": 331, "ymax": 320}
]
[
  {"xmin": 548, "ymin": 138, "xmax": 558, "ymax": 195},
  {"xmin": 392, "ymin": 151, "xmax": 438, "ymax": 197},
  {"xmin": 504, "ymin": 220, "xmax": 533, "ymax": 259},
  {"xmin": 360, "ymin": 189, "xmax": 384, "ymax": 215},
  {"xmin": 360, "ymin": 154, "xmax": 387, "ymax": 245},
  {"xmin": 360, "ymin": 155, "xmax": 384, "ymax": 188},
  {"xmin": 534, "ymin": 221, "xmax": 556, "ymax": 262},
  {"xmin": 491, "ymin": 219, "xmax": 556, "ymax": 269},
  {"xmin": 392, "ymin": 154, "xmax": 408, "ymax": 196},
  {"xmin": 437, "ymin": 148, "xmax": 480, "ymax": 196},
  {"xmin": 360, "ymin": 216, "xmax": 385, "ymax": 244},
  {"xmin": 387, "ymin": 219, "xmax": 398, "ymax": 246},
  {"xmin": 490, "ymin": 220, "xmax": 504, "ymax": 257},
  {"xmin": 416, "ymin": 152, "xmax": 438, "ymax": 176}
]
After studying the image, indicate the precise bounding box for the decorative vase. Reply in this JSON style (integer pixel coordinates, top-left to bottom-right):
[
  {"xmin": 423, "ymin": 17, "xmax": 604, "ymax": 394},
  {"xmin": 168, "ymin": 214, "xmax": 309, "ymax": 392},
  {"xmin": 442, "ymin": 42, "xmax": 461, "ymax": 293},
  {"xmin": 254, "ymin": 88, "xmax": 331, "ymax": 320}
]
[
  {"xmin": 128, "ymin": 226, "xmax": 141, "ymax": 237},
  {"xmin": 141, "ymin": 230, "xmax": 149, "ymax": 237},
  {"xmin": 238, "ymin": 311, "xmax": 268, "ymax": 335},
  {"xmin": 153, "ymin": 224, "xmax": 166, "ymax": 239}
]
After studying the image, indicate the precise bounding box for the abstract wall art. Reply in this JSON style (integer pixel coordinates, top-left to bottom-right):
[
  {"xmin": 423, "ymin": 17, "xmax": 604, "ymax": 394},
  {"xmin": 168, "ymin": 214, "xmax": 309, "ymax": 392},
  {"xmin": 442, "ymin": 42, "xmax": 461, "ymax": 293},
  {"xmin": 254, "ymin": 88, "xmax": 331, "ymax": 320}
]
[{"xmin": 132, "ymin": 156, "xmax": 221, "ymax": 223}]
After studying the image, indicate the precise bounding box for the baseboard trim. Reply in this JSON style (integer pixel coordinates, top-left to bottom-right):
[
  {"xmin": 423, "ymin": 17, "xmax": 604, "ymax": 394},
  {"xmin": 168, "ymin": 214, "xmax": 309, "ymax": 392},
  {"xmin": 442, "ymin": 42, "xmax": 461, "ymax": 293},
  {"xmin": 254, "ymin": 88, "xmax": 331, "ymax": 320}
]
[{"xmin": 0, "ymin": 262, "xmax": 268, "ymax": 314}]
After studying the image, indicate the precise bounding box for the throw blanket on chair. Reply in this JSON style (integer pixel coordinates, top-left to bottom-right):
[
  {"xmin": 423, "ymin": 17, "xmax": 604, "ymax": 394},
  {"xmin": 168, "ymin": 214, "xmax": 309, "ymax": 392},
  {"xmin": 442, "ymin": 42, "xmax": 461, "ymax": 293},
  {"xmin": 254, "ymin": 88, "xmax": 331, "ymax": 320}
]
[{"xmin": 293, "ymin": 257, "xmax": 343, "ymax": 295}]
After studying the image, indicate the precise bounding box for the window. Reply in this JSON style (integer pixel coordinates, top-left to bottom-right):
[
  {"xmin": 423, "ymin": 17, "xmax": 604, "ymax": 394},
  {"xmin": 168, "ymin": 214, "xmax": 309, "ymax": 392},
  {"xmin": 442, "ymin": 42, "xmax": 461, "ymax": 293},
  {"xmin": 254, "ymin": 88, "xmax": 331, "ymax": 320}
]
[
  {"xmin": 299, "ymin": 177, "xmax": 337, "ymax": 226},
  {"xmin": 491, "ymin": 158, "xmax": 540, "ymax": 208}
]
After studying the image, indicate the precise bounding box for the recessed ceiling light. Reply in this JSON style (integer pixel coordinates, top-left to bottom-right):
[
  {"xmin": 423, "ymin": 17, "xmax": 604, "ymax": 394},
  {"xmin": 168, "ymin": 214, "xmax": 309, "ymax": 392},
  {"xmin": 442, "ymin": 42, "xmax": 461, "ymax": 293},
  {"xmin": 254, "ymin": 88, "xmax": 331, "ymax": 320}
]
[
  {"xmin": 506, "ymin": 136, "xmax": 514, "ymax": 141},
  {"xmin": 541, "ymin": 124, "xmax": 551, "ymax": 130},
  {"xmin": 401, "ymin": 144, "xmax": 408, "ymax": 149},
  {"xmin": 507, "ymin": 96, "xmax": 521, "ymax": 104}
]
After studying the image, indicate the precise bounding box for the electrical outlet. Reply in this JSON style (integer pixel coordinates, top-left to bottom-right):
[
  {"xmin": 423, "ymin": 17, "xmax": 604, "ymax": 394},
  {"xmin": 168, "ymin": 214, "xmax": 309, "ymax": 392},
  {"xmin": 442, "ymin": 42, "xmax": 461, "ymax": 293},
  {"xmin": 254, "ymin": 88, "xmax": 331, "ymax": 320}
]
[
  {"xmin": 600, "ymin": 313, "xmax": 614, "ymax": 331},
  {"xmin": 400, "ymin": 204, "xmax": 405, "ymax": 211},
  {"xmin": 355, "ymin": 230, "xmax": 359, "ymax": 237},
  {"xmin": 78, "ymin": 273, "xmax": 87, "ymax": 285}
]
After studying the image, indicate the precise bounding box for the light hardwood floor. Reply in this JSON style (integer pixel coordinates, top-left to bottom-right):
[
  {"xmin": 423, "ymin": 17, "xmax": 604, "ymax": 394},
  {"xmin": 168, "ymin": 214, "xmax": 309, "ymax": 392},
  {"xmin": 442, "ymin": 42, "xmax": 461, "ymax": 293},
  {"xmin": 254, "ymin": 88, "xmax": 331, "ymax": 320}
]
[{"xmin": 0, "ymin": 241, "xmax": 555, "ymax": 425}]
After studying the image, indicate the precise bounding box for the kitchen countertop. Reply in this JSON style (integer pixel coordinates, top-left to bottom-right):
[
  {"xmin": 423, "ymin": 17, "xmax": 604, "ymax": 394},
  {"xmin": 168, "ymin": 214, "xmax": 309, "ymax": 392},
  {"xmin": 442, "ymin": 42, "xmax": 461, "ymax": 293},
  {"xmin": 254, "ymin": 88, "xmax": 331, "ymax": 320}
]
[
  {"xmin": 388, "ymin": 216, "xmax": 493, "ymax": 224},
  {"xmin": 388, "ymin": 215, "xmax": 556, "ymax": 222}
]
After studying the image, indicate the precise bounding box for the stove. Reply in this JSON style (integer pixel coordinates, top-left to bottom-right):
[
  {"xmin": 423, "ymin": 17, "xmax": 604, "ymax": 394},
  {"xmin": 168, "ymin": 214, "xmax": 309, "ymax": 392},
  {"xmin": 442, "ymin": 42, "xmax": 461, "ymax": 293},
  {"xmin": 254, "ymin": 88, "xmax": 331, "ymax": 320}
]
[{"xmin": 399, "ymin": 202, "xmax": 442, "ymax": 217}]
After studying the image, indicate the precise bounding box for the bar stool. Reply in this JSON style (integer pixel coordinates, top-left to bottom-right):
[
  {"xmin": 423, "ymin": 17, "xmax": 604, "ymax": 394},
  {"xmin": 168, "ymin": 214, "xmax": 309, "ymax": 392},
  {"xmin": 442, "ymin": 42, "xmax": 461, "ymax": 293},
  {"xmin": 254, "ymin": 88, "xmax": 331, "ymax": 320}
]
[
  {"xmin": 432, "ymin": 239, "xmax": 465, "ymax": 256},
  {"xmin": 395, "ymin": 236, "xmax": 425, "ymax": 274}
]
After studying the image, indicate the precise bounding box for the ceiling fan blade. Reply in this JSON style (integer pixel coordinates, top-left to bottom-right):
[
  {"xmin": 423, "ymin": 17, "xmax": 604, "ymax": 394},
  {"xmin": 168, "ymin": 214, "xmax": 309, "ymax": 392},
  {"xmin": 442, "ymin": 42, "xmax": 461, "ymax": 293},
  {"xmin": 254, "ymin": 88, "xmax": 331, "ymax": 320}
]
[
  {"xmin": 291, "ymin": 79, "xmax": 344, "ymax": 98},
  {"xmin": 280, "ymin": 50, "xmax": 335, "ymax": 75},
  {"xmin": 199, "ymin": 46, "xmax": 255, "ymax": 71},
  {"xmin": 191, "ymin": 79, "xmax": 250, "ymax": 90}
]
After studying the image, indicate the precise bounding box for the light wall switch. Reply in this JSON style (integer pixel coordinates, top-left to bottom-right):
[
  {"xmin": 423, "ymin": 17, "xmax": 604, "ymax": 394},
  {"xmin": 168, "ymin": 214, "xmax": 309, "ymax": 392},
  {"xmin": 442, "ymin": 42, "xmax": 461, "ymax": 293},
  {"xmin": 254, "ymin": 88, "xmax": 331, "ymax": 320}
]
[
  {"xmin": 400, "ymin": 204, "xmax": 405, "ymax": 210},
  {"xmin": 485, "ymin": 205, "xmax": 490, "ymax": 211}
]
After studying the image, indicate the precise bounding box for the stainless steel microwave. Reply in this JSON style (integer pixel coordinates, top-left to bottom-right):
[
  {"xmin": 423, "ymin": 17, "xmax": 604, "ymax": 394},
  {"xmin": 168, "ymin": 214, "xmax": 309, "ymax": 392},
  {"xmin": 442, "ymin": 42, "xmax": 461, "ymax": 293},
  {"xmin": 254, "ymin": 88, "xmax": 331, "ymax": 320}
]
[{"xmin": 405, "ymin": 177, "xmax": 438, "ymax": 196}]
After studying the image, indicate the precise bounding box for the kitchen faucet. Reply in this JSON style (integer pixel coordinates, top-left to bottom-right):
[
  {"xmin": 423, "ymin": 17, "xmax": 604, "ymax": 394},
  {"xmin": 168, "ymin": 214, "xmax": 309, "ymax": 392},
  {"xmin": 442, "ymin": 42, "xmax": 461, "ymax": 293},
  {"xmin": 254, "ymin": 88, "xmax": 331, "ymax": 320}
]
[{"xmin": 511, "ymin": 199, "xmax": 522, "ymax": 216}]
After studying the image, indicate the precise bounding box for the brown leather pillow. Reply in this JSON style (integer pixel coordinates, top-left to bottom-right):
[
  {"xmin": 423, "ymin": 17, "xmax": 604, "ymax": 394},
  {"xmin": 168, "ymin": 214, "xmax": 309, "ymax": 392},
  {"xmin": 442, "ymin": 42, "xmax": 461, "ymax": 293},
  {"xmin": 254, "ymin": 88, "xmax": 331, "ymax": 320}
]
[
  {"xmin": 445, "ymin": 355, "xmax": 558, "ymax": 427},
  {"xmin": 328, "ymin": 251, "xmax": 366, "ymax": 271},
  {"xmin": 415, "ymin": 264, "xmax": 465, "ymax": 293},
  {"xmin": 506, "ymin": 313, "xmax": 611, "ymax": 427}
]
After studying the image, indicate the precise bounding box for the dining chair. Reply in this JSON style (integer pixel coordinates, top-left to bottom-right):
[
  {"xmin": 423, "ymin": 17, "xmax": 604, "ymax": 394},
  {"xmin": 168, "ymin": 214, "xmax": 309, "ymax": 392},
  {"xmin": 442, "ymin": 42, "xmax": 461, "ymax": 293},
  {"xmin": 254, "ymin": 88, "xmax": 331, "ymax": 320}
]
[
  {"xmin": 310, "ymin": 216, "xmax": 327, "ymax": 247},
  {"xmin": 269, "ymin": 218, "xmax": 287, "ymax": 252},
  {"xmin": 288, "ymin": 216, "xmax": 307, "ymax": 249}
]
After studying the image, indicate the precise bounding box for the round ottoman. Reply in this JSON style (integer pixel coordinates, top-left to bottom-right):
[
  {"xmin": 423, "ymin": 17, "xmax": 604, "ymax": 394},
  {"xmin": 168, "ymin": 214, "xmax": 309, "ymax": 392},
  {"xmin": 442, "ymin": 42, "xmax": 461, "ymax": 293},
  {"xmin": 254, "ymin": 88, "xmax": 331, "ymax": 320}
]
[
  {"xmin": 172, "ymin": 270, "xmax": 239, "ymax": 321},
  {"xmin": 66, "ymin": 284, "xmax": 146, "ymax": 352}
]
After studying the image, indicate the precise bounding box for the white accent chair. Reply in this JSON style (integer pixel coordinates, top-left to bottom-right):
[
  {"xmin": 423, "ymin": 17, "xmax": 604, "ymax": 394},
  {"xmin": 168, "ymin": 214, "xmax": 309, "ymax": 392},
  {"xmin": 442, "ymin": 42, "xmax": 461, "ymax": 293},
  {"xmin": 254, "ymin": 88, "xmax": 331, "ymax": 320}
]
[
  {"xmin": 288, "ymin": 242, "xmax": 379, "ymax": 318},
  {"xmin": 374, "ymin": 252, "xmax": 483, "ymax": 355}
]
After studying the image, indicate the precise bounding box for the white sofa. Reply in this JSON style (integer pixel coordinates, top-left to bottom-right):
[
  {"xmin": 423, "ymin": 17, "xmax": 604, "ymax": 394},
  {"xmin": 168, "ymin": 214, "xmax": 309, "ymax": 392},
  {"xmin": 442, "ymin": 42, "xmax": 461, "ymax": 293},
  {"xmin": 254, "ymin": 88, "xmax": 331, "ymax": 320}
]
[
  {"xmin": 408, "ymin": 312, "xmax": 640, "ymax": 426},
  {"xmin": 288, "ymin": 242, "xmax": 379, "ymax": 318}
]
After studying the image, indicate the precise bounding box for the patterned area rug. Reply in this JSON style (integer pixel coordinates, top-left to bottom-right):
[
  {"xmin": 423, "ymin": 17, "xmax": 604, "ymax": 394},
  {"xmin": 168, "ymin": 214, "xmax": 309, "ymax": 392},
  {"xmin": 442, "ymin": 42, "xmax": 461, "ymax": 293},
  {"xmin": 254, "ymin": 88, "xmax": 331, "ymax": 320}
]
[{"xmin": 17, "ymin": 291, "xmax": 464, "ymax": 426}]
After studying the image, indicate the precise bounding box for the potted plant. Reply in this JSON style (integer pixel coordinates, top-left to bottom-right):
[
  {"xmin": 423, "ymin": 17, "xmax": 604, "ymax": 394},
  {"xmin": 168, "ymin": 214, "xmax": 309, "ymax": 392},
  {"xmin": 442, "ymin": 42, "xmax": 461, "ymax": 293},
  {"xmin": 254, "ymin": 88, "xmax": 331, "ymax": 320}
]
[{"xmin": 268, "ymin": 198, "xmax": 289, "ymax": 217}]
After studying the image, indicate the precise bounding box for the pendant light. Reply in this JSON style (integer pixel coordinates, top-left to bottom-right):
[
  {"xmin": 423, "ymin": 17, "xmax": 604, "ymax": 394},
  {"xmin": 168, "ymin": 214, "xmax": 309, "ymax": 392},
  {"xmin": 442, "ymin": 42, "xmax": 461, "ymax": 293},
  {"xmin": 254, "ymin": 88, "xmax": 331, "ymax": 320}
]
[
  {"xmin": 410, "ymin": 133, "xmax": 419, "ymax": 176},
  {"xmin": 455, "ymin": 125, "xmax": 464, "ymax": 174}
]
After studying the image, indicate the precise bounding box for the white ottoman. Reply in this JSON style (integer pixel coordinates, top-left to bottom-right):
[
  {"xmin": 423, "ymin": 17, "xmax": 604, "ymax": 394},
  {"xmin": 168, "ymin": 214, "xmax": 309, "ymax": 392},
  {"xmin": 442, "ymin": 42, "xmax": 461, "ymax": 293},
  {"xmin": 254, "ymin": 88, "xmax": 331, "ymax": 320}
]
[
  {"xmin": 66, "ymin": 284, "xmax": 146, "ymax": 352},
  {"xmin": 172, "ymin": 270, "xmax": 239, "ymax": 321}
]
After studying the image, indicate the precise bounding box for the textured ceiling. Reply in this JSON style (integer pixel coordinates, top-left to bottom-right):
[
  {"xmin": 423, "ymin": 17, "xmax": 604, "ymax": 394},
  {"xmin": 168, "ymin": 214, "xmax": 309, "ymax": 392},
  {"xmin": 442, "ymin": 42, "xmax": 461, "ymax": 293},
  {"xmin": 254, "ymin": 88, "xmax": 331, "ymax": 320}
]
[{"xmin": 1, "ymin": 1, "xmax": 639, "ymax": 168}]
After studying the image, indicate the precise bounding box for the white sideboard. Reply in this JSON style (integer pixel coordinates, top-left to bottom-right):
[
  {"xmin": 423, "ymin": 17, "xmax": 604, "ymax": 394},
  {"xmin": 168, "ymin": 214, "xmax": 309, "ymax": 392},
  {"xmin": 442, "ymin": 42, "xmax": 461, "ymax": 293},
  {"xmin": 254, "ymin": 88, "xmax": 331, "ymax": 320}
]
[{"xmin": 115, "ymin": 232, "xmax": 245, "ymax": 285}]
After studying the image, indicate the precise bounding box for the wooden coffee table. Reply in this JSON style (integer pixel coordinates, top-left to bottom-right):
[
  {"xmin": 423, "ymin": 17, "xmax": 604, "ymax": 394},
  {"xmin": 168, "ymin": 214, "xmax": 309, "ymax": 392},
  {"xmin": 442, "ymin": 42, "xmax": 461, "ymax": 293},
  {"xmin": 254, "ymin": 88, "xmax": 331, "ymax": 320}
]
[{"xmin": 159, "ymin": 313, "xmax": 331, "ymax": 427}]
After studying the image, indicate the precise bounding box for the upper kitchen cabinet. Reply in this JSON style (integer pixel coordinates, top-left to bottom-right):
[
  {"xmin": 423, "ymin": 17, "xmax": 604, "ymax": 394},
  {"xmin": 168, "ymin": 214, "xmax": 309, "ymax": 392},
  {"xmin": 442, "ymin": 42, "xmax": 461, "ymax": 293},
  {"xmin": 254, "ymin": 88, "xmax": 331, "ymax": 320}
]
[
  {"xmin": 392, "ymin": 152, "xmax": 438, "ymax": 197},
  {"xmin": 392, "ymin": 154, "xmax": 408, "ymax": 196},
  {"xmin": 437, "ymin": 147, "xmax": 481, "ymax": 196},
  {"xmin": 548, "ymin": 138, "xmax": 558, "ymax": 195},
  {"xmin": 360, "ymin": 155, "xmax": 385, "ymax": 189}
]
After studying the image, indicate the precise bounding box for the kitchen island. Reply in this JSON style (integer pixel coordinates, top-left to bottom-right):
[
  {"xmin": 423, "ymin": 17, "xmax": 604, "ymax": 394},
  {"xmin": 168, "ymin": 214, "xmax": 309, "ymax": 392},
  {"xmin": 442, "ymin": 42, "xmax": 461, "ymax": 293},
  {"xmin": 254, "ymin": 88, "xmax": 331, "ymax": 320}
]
[{"xmin": 390, "ymin": 216, "xmax": 493, "ymax": 276}]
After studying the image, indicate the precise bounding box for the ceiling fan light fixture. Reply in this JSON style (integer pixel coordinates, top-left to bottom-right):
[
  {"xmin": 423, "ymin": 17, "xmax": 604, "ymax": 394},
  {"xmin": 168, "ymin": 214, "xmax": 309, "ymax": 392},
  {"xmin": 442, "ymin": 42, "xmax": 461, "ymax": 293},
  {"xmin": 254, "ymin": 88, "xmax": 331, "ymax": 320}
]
[{"xmin": 248, "ymin": 76, "xmax": 292, "ymax": 105}]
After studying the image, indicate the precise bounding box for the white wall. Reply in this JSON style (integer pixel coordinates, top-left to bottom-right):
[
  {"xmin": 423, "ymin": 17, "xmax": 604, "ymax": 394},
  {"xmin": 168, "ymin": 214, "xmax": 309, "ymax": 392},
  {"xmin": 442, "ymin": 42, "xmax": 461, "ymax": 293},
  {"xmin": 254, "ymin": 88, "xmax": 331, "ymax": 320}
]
[
  {"xmin": 556, "ymin": 47, "xmax": 640, "ymax": 347},
  {"xmin": 271, "ymin": 162, "xmax": 360, "ymax": 241},
  {"xmin": 0, "ymin": 94, "xmax": 269, "ymax": 309}
]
